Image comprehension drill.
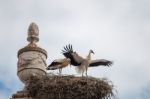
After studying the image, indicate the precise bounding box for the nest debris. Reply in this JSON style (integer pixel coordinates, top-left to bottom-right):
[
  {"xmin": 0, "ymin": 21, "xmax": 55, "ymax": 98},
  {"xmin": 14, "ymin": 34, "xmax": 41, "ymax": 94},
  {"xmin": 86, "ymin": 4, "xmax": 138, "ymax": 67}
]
[{"xmin": 26, "ymin": 74, "xmax": 115, "ymax": 99}]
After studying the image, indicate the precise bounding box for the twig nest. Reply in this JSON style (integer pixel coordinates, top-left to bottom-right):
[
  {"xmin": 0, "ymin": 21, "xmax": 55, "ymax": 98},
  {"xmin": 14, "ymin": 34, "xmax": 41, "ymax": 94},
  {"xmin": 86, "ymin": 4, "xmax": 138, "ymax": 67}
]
[{"xmin": 26, "ymin": 74, "xmax": 115, "ymax": 99}]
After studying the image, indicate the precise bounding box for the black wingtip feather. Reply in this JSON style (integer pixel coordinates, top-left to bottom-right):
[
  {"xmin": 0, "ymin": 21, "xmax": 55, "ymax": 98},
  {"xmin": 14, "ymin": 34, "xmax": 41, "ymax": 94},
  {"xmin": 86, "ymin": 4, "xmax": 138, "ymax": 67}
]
[
  {"xmin": 70, "ymin": 45, "xmax": 73, "ymax": 51},
  {"xmin": 62, "ymin": 50, "xmax": 66, "ymax": 53},
  {"xmin": 66, "ymin": 45, "xmax": 70, "ymax": 51},
  {"xmin": 68, "ymin": 44, "xmax": 71, "ymax": 50},
  {"xmin": 63, "ymin": 44, "xmax": 74, "ymax": 53},
  {"xmin": 64, "ymin": 46, "xmax": 68, "ymax": 51},
  {"xmin": 107, "ymin": 61, "xmax": 113, "ymax": 67}
]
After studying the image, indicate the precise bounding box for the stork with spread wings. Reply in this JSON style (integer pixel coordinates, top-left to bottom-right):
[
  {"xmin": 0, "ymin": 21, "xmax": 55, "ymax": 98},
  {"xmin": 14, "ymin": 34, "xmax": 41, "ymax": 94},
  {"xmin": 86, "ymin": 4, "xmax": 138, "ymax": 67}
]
[{"xmin": 62, "ymin": 44, "xmax": 113, "ymax": 76}]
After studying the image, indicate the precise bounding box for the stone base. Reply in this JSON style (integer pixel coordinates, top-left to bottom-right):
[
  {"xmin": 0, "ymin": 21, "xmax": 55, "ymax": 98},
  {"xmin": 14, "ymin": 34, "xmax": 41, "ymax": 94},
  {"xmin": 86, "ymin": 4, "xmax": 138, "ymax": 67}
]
[{"xmin": 11, "ymin": 90, "xmax": 35, "ymax": 99}]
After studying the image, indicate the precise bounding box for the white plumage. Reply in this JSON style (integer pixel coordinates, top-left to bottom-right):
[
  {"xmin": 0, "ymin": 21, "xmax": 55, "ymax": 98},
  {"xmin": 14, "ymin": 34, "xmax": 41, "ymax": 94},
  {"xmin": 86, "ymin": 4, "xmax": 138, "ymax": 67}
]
[{"xmin": 75, "ymin": 50, "xmax": 94, "ymax": 76}]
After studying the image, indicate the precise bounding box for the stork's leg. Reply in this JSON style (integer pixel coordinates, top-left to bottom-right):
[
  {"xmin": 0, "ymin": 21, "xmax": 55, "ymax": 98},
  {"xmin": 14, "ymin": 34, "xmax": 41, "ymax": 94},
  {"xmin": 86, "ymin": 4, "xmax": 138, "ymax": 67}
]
[
  {"xmin": 70, "ymin": 64, "xmax": 71, "ymax": 68},
  {"xmin": 85, "ymin": 71, "xmax": 87, "ymax": 76},
  {"xmin": 59, "ymin": 69, "xmax": 61, "ymax": 74},
  {"xmin": 82, "ymin": 72, "xmax": 83, "ymax": 77},
  {"xmin": 85, "ymin": 66, "xmax": 88, "ymax": 76},
  {"xmin": 60, "ymin": 68, "xmax": 62, "ymax": 73}
]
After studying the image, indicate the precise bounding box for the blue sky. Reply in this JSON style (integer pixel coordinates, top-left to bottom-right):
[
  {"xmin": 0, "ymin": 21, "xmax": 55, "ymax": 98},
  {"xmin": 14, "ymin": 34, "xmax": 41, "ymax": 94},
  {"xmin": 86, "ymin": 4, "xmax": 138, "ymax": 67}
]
[{"xmin": 0, "ymin": 0, "xmax": 150, "ymax": 99}]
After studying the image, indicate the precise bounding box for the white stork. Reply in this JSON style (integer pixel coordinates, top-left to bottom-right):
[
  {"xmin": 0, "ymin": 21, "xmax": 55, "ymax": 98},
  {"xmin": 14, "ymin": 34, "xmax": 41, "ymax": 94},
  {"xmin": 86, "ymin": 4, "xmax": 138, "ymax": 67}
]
[
  {"xmin": 62, "ymin": 44, "xmax": 113, "ymax": 76},
  {"xmin": 47, "ymin": 58, "xmax": 71, "ymax": 74}
]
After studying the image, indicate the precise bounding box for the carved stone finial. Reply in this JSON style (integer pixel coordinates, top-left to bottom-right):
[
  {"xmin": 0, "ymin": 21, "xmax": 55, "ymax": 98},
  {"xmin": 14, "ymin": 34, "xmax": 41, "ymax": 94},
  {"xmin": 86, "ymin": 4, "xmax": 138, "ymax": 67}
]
[
  {"xmin": 27, "ymin": 22, "xmax": 39, "ymax": 44},
  {"xmin": 12, "ymin": 22, "xmax": 47, "ymax": 99},
  {"xmin": 17, "ymin": 22, "xmax": 47, "ymax": 88}
]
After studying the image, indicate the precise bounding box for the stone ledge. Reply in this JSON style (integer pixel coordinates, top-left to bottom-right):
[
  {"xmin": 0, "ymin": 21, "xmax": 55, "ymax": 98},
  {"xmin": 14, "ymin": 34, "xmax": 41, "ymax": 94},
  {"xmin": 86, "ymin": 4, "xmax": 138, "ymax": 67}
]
[{"xmin": 18, "ymin": 46, "xmax": 47, "ymax": 58}]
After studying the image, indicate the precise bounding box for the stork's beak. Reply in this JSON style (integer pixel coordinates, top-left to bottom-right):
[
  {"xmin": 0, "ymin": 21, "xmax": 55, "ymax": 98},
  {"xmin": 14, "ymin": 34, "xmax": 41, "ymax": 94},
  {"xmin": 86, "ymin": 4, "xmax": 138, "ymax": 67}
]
[{"xmin": 91, "ymin": 50, "xmax": 95, "ymax": 54}]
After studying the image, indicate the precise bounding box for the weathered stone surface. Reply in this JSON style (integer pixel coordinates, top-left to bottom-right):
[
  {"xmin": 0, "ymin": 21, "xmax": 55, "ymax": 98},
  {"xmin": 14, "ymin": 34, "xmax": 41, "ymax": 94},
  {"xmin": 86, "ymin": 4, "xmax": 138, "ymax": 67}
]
[{"xmin": 17, "ymin": 50, "xmax": 47, "ymax": 85}]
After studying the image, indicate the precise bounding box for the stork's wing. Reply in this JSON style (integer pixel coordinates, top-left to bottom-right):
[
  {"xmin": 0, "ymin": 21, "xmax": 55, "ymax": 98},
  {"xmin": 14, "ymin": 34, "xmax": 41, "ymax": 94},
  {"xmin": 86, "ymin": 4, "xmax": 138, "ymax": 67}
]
[
  {"xmin": 46, "ymin": 61, "xmax": 61, "ymax": 70},
  {"xmin": 89, "ymin": 59, "xmax": 113, "ymax": 67},
  {"xmin": 62, "ymin": 44, "xmax": 84, "ymax": 66},
  {"xmin": 49, "ymin": 61, "xmax": 61, "ymax": 66}
]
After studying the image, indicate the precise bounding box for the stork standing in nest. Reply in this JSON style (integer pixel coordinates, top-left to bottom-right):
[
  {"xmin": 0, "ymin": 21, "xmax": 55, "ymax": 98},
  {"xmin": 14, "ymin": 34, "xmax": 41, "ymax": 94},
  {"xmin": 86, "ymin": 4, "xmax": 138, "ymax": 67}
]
[
  {"xmin": 47, "ymin": 58, "xmax": 71, "ymax": 74},
  {"xmin": 62, "ymin": 44, "xmax": 113, "ymax": 76}
]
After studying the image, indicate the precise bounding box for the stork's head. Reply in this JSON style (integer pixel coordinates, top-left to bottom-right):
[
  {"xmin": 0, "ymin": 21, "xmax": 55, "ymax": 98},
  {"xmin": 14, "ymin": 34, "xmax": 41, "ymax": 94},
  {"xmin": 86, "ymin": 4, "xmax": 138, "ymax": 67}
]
[{"xmin": 90, "ymin": 49, "xmax": 95, "ymax": 54}]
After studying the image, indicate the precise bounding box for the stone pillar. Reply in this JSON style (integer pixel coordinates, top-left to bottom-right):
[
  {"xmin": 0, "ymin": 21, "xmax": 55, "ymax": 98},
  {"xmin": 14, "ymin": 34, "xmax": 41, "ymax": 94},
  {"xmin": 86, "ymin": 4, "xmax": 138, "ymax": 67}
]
[{"xmin": 11, "ymin": 22, "xmax": 47, "ymax": 99}]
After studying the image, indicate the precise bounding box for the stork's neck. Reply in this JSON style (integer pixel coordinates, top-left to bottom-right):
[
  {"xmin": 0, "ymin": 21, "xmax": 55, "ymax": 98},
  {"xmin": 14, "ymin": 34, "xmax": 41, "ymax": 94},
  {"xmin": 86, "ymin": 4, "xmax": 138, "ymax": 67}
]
[{"xmin": 87, "ymin": 51, "xmax": 92, "ymax": 60}]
